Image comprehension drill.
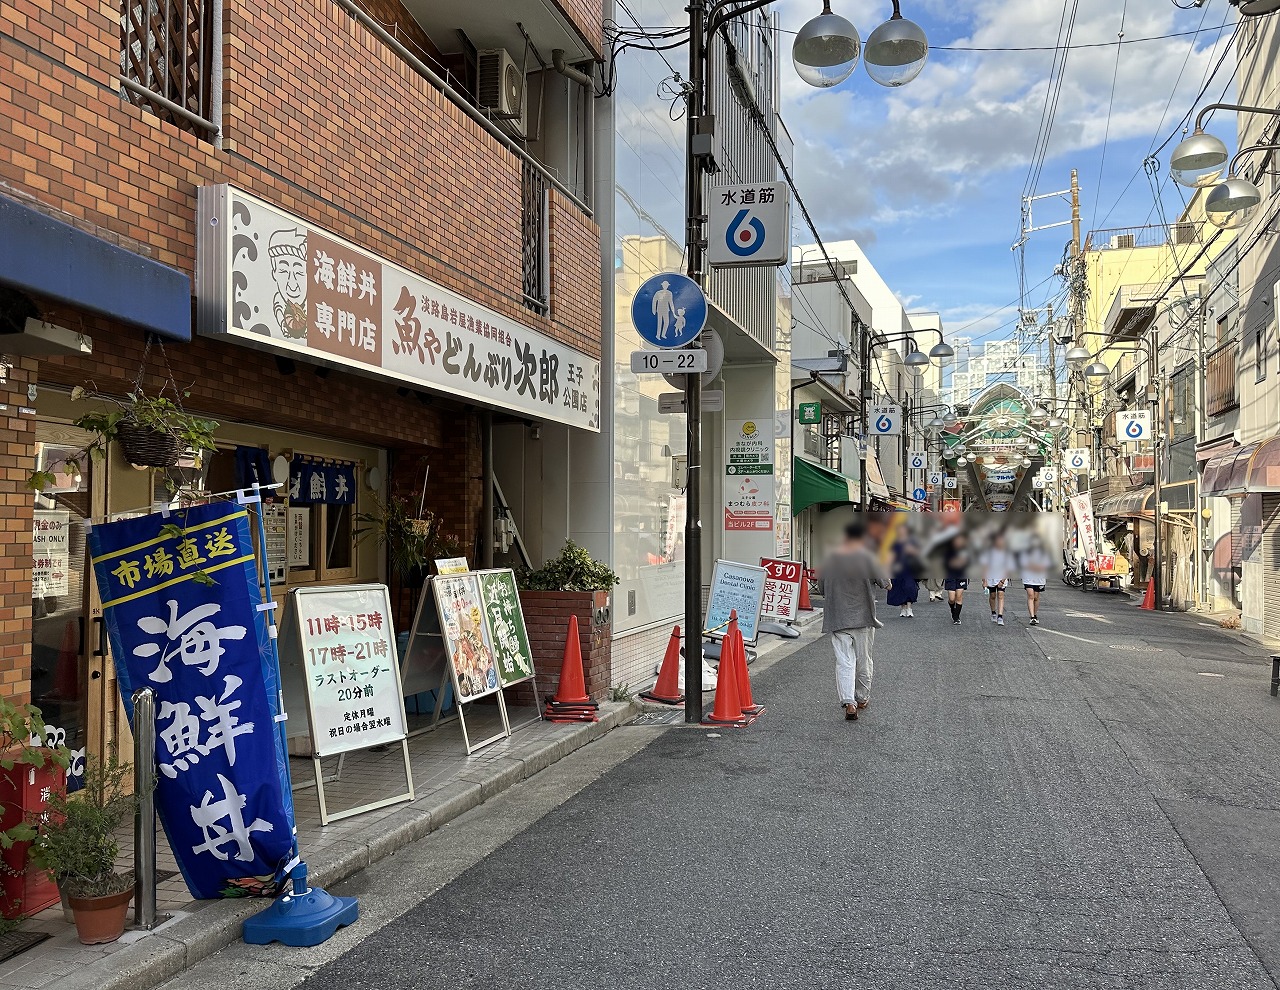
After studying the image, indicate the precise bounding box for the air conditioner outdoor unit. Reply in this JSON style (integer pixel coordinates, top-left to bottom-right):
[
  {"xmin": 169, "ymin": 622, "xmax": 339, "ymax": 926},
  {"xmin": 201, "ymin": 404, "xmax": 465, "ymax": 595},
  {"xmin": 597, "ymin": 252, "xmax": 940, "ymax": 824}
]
[
  {"xmin": 477, "ymin": 48, "xmax": 527, "ymax": 139},
  {"xmin": 1170, "ymin": 222, "xmax": 1197, "ymax": 245},
  {"xmin": 1109, "ymin": 233, "xmax": 1136, "ymax": 250}
]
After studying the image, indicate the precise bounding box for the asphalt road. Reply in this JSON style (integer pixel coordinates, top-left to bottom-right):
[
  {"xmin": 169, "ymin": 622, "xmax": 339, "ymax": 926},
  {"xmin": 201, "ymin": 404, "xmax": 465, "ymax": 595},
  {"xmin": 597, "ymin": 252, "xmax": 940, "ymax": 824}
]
[{"xmin": 170, "ymin": 586, "xmax": 1280, "ymax": 990}]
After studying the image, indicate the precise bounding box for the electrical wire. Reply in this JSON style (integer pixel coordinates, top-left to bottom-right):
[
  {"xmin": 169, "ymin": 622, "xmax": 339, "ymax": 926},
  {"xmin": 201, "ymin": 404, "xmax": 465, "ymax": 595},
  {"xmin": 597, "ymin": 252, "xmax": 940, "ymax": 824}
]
[{"xmin": 1090, "ymin": 2, "xmax": 1127, "ymax": 233}]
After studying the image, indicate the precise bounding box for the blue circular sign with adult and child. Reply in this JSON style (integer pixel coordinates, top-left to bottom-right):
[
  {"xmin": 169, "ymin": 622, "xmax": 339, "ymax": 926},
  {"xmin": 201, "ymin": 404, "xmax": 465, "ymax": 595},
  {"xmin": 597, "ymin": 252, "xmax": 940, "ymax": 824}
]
[{"xmin": 631, "ymin": 273, "xmax": 708, "ymax": 349}]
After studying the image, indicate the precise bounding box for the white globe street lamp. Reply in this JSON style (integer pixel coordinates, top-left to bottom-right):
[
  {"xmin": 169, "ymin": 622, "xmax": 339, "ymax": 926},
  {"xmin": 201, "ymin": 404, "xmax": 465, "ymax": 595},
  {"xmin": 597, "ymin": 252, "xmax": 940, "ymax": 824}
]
[
  {"xmin": 1206, "ymin": 175, "xmax": 1262, "ymax": 231},
  {"xmin": 1065, "ymin": 346, "xmax": 1091, "ymax": 364},
  {"xmin": 864, "ymin": 1, "xmax": 929, "ymax": 88},
  {"xmin": 928, "ymin": 341, "xmax": 955, "ymax": 364},
  {"xmin": 904, "ymin": 348, "xmax": 931, "ymax": 373},
  {"xmin": 792, "ymin": 2, "xmax": 862, "ymax": 88},
  {"xmin": 1231, "ymin": 0, "xmax": 1280, "ymax": 14},
  {"xmin": 1169, "ymin": 130, "xmax": 1229, "ymax": 189},
  {"xmin": 1083, "ymin": 361, "xmax": 1110, "ymax": 382}
]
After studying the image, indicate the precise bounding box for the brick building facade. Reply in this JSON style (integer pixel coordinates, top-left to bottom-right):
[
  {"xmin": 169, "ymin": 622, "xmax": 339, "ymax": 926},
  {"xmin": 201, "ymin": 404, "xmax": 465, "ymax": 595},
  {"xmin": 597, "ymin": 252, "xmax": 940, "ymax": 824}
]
[{"xmin": 0, "ymin": 0, "xmax": 603, "ymax": 762}]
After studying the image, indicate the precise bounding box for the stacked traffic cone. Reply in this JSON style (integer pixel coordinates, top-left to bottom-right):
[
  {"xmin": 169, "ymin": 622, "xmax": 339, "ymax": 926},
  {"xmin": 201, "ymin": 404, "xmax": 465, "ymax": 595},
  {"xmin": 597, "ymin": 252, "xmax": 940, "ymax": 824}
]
[
  {"xmin": 639, "ymin": 626, "xmax": 684, "ymax": 705},
  {"xmin": 1139, "ymin": 578, "xmax": 1156, "ymax": 611},
  {"xmin": 727, "ymin": 619, "xmax": 764, "ymax": 719},
  {"xmin": 798, "ymin": 568, "xmax": 814, "ymax": 611},
  {"xmin": 702, "ymin": 612, "xmax": 756, "ymax": 727},
  {"xmin": 544, "ymin": 614, "xmax": 599, "ymax": 723}
]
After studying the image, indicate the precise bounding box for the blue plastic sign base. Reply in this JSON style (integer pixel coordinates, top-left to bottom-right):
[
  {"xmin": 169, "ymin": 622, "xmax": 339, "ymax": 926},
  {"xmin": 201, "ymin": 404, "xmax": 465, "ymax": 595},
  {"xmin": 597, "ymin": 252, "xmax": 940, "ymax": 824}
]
[
  {"xmin": 243, "ymin": 873, "xmax": 358, "ymax": 947},
  {"xmin": 631, "ymin": 272, "xmax": 708, "ymax": 349}
]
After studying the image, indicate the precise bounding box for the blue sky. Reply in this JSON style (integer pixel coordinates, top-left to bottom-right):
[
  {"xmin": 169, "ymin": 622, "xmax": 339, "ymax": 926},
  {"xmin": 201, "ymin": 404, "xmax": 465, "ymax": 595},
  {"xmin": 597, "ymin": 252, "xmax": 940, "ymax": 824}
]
[{"xmin": 774, "ymin": 0, "xmax": 1240, "ymax": 344}]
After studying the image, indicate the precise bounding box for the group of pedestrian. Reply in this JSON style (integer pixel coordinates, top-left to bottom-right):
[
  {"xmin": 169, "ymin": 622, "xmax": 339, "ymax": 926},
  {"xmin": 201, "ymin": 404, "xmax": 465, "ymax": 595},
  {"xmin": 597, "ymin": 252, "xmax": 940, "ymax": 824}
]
[{"xmin": 820, "ymin": 514, "xmax": 1057, "ymax": 720}]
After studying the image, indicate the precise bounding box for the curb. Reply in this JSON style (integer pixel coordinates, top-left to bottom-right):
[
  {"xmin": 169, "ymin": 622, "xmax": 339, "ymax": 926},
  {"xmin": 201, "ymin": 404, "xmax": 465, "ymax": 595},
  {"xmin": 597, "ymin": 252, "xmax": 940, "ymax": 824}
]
[{"xmin": 53, "ymin": 701, "xmax": 639, "ymax": 990}]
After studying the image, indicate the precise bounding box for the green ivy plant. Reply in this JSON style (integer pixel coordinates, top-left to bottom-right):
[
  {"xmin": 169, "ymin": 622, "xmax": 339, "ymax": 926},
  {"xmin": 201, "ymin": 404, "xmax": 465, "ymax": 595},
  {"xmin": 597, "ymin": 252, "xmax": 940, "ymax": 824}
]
[
  {"xmin": 28, "ymin": 385, "xmax": 219, "ymax": 492},
  {"xmin": 517, "ymin": 540, "xmax": 619, "ymax": 592},
  {"xmin": 29, "ymin": 752, "xmax": 138, "ymax": 900}
]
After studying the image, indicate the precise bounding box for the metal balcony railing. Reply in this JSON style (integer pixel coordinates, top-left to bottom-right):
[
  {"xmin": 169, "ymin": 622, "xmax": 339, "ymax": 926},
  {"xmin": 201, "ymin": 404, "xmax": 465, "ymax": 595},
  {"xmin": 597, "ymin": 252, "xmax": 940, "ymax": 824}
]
[
  {"xmin": 1084, "ymin": 222, "xmax": 1201, "ymax": 252},
  {"xmin": 521, "ymin": 162, "xmax": 550, "ymax": 317}
]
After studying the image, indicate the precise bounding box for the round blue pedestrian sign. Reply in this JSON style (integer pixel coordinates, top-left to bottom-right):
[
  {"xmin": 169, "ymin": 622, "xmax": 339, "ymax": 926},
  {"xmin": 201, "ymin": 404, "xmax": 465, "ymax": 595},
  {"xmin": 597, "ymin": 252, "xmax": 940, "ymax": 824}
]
[
  {"xmin": 913, "ymin": 487, "xmax": 927, "ymax": 501},
  {"xmin": 631, "ymin": 273, "xmax": 708, "ymax": 349}
]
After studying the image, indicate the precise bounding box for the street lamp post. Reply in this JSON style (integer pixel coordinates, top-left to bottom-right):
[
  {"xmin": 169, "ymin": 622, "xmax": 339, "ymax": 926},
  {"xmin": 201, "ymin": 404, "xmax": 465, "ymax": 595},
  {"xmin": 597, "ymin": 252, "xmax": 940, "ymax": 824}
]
[{"xmin": 679, "ymin": 0, "xmax": 927, "ymax": 722}]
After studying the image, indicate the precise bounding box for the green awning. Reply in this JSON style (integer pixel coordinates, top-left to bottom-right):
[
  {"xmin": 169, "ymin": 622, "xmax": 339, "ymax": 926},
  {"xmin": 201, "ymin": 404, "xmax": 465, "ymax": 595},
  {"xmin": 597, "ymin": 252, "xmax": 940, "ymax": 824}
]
[{"xmin": 793, "ymin": 457, "xmax": 855, "ymax": 513}]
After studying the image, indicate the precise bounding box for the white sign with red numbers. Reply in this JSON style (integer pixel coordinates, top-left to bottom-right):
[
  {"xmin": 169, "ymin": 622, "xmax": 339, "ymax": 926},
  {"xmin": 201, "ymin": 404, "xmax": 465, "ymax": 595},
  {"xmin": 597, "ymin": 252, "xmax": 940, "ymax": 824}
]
[{"xmin": 759, "ymin": 557, "xmax": 802, "ymax": 622}]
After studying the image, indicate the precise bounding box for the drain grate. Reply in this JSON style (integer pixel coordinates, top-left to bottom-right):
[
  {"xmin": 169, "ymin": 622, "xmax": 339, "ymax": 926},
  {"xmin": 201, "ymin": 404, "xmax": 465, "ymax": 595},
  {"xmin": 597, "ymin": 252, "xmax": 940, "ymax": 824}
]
[
  {"xmin": 1109, "ymin": 644, "xmax": 1164, "ymax": 652},
  {"xmin": 624, "ymin": 709, "xmax": 684, "ymax": 726},
  {"xmin": 0, "ymin": 930, "xmax": 49, "ymax": 964}
]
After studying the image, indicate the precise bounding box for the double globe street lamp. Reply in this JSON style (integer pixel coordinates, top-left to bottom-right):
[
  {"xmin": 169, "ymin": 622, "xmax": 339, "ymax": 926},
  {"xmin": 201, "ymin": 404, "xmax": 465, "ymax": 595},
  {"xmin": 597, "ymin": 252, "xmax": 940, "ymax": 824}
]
[{"xmin": 1169, "ymin": 102, "xmax": 1280, "ymax": 230}]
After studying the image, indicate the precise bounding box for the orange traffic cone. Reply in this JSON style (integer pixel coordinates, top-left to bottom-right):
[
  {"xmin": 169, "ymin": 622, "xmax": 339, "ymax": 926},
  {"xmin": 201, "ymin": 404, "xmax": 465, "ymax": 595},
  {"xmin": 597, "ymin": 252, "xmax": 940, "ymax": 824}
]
[
  {"xmin": 640, "ymin": 626, "xmax": 684, "ymax": 705},
  {"xmin": 732, "ymin": 624, "xmax": 764, "ymax": 718},
  {"xmin": 1140, "ymin": 578, "xmax": 1155, "ymax": 611},
  {"xmin": 703, "ymin": 613, "xmax": 748, "ymax": 726},
  {"xmin": 798, "ymin": 568, "xmax": 813, "ymax": 611},
  {"xmin": 545, "ymin": 614, "xmax": 599, "ymax": 723}
]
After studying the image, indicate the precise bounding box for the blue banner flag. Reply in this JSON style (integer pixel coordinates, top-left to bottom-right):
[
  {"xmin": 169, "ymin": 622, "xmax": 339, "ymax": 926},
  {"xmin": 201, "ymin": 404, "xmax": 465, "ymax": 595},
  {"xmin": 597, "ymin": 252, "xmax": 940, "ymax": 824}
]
[{"xmin": 88, "ymin": 502, "xmax": 295, "ymax": 899}]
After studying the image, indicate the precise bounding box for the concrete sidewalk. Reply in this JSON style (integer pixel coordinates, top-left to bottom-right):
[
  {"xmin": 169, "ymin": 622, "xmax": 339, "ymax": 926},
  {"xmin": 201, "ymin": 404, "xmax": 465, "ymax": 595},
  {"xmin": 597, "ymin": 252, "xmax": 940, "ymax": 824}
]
[{"xmin": 0, "ymin": 701, "xmax": 635, "ymax": 990}]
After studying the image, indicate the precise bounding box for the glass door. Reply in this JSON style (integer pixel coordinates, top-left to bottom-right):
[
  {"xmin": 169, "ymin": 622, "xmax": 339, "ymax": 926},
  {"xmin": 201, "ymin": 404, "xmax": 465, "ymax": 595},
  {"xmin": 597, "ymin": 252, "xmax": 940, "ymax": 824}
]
[{"xmin": 31, "ymin": 424, "xmax": 97, "ymax": 788}]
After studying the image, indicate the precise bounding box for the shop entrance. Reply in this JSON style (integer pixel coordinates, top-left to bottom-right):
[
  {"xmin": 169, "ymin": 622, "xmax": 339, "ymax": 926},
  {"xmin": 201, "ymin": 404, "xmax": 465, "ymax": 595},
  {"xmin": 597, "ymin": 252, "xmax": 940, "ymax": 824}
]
[{"xmin": 31, "ymin": 422, "xmax": 130, "ymax": 787}]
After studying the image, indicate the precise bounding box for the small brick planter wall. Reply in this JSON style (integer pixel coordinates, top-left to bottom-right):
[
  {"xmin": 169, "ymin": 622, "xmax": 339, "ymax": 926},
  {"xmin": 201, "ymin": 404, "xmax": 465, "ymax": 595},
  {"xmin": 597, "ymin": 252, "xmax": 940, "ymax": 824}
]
[{"xmin": 518, "ymin": 591, "xmax": 612, "ymax": 703}]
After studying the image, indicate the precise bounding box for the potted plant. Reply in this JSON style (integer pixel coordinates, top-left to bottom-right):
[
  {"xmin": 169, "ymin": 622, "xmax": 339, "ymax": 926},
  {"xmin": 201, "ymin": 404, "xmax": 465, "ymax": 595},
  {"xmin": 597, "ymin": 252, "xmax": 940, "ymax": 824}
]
[
  {"xmin": 30, "ymin": 753, "xmax": 137, "ymax": 945},
  {"xmin": 27, "ymin": 385, "xmax": 219, "ymax": 490},
  {"xmin": 517, "ymin": 541, "xmax": 619, "ymax": 702},
  {"xmin": 0, "ymin": 700, "xmax": 70, "ymax": 924},
  {"xmin": 355, "ymin": 494, "xmax": 461, "ymax": 581}
]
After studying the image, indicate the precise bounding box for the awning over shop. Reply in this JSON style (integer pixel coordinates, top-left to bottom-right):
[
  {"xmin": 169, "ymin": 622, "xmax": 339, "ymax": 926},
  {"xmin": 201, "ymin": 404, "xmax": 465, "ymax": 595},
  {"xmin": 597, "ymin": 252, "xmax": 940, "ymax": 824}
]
[
  {"xmin": 865, "ymin": 450, "xmax": 891, "ymax": 501},
  {"xmin": 793, "ymin": 456, "xmax": 857, "ymax": 513},
  {"xmin": 1096, "ymin": 489, "xmax": 1151, "ymax": 518},
  {"xmin": 1245, "ymin": 436, "xmax": 1280, "ymax": 492},
  {"xmin": 1203, "ymin": 443, "xmax": 1260, "ymax": 496},
  {"xmin": 0, "ymin": 193, "xmax": 190, "ymax": 341}
]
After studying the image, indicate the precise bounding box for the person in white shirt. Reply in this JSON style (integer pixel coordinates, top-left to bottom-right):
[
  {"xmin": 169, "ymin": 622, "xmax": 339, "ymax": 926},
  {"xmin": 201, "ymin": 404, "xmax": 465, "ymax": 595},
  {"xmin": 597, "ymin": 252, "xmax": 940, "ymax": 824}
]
[
  {"xmin": 981, "ymin": 531, "xmax": 1013, "ymax": 626},
  {"xmin": 1019, "ymin": 537, "xmax": 1052, "ymax": 626}
]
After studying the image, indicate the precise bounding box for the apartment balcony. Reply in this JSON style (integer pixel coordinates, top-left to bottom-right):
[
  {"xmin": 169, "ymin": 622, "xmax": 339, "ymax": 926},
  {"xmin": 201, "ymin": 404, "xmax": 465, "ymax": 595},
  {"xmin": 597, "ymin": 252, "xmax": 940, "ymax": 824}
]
[
  {"xmin": 1206, "ymin": 341, "xmax": 1239, "ymax": 418},
  {"xmin": 1084, "ymin": 223, "xmax": 1201, "ymax": 252}
]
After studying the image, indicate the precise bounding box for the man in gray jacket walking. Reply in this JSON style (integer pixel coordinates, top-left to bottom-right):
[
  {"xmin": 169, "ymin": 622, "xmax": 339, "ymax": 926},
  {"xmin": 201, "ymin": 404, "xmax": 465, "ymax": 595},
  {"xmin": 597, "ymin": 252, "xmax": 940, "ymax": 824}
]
[{"xmin": 821, "ymin": 518, "xmax": 891, "ymax": 720}]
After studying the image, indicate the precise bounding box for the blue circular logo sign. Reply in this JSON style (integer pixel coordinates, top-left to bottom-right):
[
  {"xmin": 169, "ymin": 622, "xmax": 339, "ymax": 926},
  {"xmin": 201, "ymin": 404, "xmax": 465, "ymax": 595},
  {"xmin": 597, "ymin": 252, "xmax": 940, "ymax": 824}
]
[
  {"xmin": 1071, "ymin": 454, "xmax": 1084, "ymax": 468},
  {"xmin": 726, "ymin": 209, "xmax": 766, "ymax": 257},
  {"xmin": 631, "ymin": 273, "xmax": 708, "ymax": 349},
  {"xmin": 1125, "ymin": 419, "xmax": 1144, "ymax": 438},
  {"xmin": 875, "ymin": 414, "xmax": 893, "ymax": 433}
]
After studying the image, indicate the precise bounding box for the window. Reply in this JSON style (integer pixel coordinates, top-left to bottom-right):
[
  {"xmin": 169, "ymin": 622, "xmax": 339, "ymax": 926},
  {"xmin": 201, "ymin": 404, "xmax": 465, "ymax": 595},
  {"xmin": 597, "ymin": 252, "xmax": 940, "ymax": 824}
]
[
  {"xmin": 1217, "ymin": 315, "xmax": 1228, "ymax": 342},
  {"xmin": 1257, "ymin": 322, "xmax": 1269, "ymax": 383},
  {"xmin": 120, "ymin": 0, "xmax": 218, "ymax": 138}
]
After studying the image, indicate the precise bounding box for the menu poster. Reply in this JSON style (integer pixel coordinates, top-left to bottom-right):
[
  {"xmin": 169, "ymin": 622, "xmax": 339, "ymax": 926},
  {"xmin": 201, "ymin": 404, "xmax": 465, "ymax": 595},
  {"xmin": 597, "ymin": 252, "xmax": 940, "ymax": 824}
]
[
  {"xmin": 435, "ymin": 574, "xmax": 500, "ymax": 700},
  {"xmin": 292, "ymin": 585, "xmax": 406, "ymax": 758},
  {"xmin": 477, "ymin": 570, "xmax": 535, "ymax": 686}
]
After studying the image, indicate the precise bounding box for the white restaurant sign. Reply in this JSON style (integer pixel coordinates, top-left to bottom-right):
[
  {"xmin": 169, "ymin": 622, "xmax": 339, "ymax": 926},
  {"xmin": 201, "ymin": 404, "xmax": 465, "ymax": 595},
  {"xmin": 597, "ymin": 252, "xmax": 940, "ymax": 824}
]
[{"xmin": 196, "ymin": 186, "xmax": 601, "ymax": 432}]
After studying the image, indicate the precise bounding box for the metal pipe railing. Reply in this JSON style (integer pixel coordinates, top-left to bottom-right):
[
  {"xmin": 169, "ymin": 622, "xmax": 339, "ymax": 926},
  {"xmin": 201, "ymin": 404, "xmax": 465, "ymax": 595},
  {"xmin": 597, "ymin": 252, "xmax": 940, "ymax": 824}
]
[
  {"xmin": 132, "ymin": 687, "xmax": 158, "ymax": 930},
  {"xmin": 118, "ymin": 76, "xmax": 219, "ymax": 135}
]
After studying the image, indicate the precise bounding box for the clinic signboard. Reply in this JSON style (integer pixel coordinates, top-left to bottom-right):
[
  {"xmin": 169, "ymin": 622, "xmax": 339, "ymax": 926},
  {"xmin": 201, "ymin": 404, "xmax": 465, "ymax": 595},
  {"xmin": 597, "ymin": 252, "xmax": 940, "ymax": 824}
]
[{"xmin": 197, "ymin": 185, "xmax": 600, "ymax": 432}]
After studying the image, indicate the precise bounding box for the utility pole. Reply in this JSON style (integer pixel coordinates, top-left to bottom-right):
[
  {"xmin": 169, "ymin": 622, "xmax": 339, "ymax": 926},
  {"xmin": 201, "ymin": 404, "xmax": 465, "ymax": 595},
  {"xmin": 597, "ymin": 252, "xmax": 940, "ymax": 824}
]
[{"xmin": 682, "ymin": 0, "xmax": 707, "ymax": 723}]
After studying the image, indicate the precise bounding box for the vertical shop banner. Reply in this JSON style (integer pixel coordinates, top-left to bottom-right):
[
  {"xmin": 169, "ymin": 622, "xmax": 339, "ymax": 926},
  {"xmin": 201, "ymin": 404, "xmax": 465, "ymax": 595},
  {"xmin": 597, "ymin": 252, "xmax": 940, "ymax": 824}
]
[
  {"xmin": 434, "ymin": 575, "xmax": 500, "ymax": 700},
  {"xmin": 87, "ymin": 502, "xmax": 293, "ymax": 899},
  {"xmin": 725, "ymin": 419, "xmax": 775, "ymax": 532},
  {"xmin": 759, "ymin": 558, "xmax": 801, "ymax": 621},
  {"xmin": 477, "ymin": 570, "xmax": 535, "ymax": 686},
  {"xmin": 1070, "ymin": 492, "xmax": 1098, "ymax": 562}
]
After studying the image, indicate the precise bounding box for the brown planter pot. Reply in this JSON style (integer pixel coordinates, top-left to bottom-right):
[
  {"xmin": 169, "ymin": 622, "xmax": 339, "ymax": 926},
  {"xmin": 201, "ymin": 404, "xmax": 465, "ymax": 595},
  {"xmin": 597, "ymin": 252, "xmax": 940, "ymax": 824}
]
[
  {"xmin": 517, "ymin": 590, "xmax": 612, "ymax": 703},
  {"xmin": 68, "ymin": 887, "xmax": 132, "ymax": 944}
]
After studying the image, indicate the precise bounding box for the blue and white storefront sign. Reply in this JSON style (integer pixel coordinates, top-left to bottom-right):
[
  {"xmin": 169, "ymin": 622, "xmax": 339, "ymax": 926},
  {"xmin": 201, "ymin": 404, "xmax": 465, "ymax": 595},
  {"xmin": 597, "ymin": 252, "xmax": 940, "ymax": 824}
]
[
  {"xmin": 704, "ymin": 559, "xmax": 768, "ymax": 644},
  {"xmin": 631, "ymin": 273, "xmax": 707, "ymax": 349},
  {"xmin": 88, "ymin": 502, "xmax": 294, "ymax": 900},
  {"xmin": 1116, "ymin": 410, "xmax": 1151, "ymax": 443},
  {"xmin": 707, "ymin": 182, "xmax": 790, "ymax": 267}
]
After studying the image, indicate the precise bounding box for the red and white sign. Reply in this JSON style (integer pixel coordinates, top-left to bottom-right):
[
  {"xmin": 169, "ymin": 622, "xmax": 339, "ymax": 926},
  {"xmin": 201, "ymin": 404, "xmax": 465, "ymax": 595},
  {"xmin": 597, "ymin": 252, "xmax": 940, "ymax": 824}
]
[
  {"xmin": 1095, "ymin": 553, "xmax": 1117, "ymax": 572},
  {"xmin": 1070, "ymin": 492, "xmax": 1098, "ymax": 563},
  {"xmin": 759, "ymin": 557, "xmax": 801, "ymax": 622}
]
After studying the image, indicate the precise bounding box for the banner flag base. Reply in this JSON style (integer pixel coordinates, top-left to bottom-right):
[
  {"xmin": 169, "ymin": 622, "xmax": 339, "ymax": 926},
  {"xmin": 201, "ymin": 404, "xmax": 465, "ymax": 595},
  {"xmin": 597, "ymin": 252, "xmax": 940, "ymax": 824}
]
[{"xmin": 243, "ymin": 865, "xmax": 358, "ymax": 947}]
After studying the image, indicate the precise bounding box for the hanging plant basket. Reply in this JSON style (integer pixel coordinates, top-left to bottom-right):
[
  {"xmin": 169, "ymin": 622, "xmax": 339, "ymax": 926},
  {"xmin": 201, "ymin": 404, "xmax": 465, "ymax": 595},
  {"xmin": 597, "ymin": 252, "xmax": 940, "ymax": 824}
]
[{"xmin": 115, "ymin": 421, "xmax": 182, "ymax": 468}]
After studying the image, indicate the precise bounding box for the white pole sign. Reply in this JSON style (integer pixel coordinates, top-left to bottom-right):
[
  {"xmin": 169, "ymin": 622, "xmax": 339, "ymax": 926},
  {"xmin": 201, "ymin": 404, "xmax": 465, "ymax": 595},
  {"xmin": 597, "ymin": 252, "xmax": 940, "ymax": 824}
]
[
  {"xmin": 1064, "ymin": 448, "xmax": 1091, "ymax": 473},
  {"xmin": 909, "ymin": 451, "xmax": 926, "ymax": 470},
  {"xmin": 928, "ymin": 471, "xmax": 943, "ymax": 486},
  {"xmin": 1116, "ymin": 410, "xmax": 1151, "ymax": 443},
  {"xmin": 630, "ymin": 349, "xmax": 709, "ymax": 375},
  {"xmin": 707, "ymin": 182, "xmax": 790, "ymax": 267},
  {"xmin": 869, "ymin": 405, "xmax": 902, "ymax": 436}
]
